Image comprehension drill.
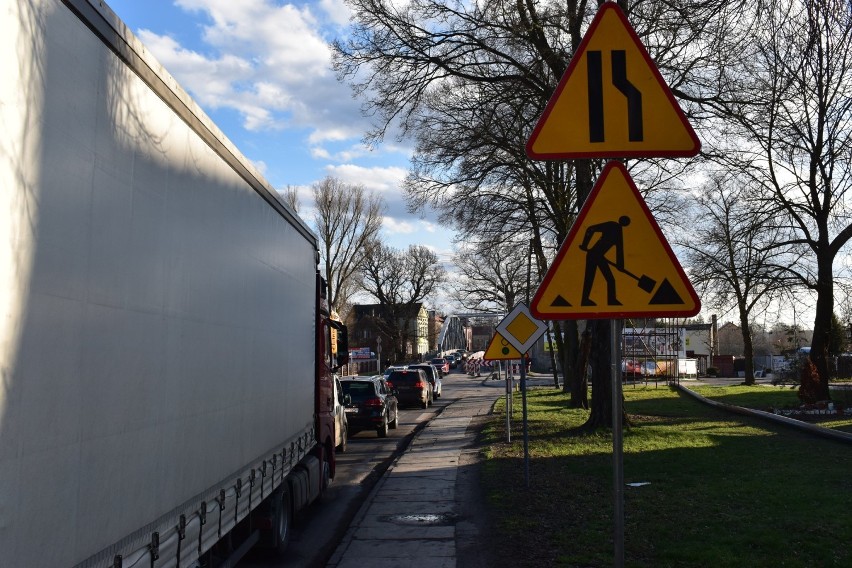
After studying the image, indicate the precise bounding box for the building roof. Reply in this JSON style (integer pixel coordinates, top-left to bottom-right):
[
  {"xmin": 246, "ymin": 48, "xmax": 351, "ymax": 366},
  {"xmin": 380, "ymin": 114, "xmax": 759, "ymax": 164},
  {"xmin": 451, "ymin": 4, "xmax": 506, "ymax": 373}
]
[{"xmin": 353, "ymin": 303, "xmax": 426, "ymax": 320}]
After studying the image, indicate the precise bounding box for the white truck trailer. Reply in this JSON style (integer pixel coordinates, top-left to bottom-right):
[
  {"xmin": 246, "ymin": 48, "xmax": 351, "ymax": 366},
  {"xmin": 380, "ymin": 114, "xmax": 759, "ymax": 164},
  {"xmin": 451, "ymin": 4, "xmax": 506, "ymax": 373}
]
[{"xmin": 0, "ymin": 1, "xmax": 348, "ymax": 566}]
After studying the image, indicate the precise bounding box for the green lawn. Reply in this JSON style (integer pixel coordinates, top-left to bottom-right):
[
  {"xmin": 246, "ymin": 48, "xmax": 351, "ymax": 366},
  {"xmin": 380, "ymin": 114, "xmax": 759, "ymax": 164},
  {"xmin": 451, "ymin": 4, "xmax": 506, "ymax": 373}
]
[
  {"xmin": 687, "ymin": 384, "xmax": 852, "ymax": 433},
  {"xmin": 480, "ymin": 386, "xmax": 852, "ymax": 567}
]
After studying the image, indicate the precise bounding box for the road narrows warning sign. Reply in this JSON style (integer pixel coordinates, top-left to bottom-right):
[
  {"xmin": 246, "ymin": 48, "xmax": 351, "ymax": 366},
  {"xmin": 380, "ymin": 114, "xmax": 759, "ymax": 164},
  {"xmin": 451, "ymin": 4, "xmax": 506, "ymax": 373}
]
[
  {"xmin": 525, "ymin": 3, "xmax": 700, "ymax": 159},
  {"xmin": 530, "ymin": 161, "xmax": 700, "ymax": 320}
]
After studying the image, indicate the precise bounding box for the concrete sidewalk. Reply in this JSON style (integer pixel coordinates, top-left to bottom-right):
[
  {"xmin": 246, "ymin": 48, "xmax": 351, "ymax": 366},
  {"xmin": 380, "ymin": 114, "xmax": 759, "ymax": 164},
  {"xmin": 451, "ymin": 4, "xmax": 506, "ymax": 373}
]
[{"xmin": 326, "ymin": 380, "xmax": 502, "ymax": 568}]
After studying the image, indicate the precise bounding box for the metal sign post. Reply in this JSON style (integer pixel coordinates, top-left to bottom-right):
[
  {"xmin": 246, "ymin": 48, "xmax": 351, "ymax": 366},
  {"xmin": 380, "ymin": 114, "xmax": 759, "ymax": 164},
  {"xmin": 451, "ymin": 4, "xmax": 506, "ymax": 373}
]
[
  {"xmin": 492, "ymin": 303, "xmax": 548, "ymax": 489},
  {"xmin": 520, "ymin": 357, "xmax": 530, "ymax": 488},
  {"xmin": 503, "ymin": 361, "xmax": 511, "ymax": 442},
  {"xmin": 525, "ymin": 7, "xmax": 701, "ymax": 567},
  {"xmin": 611, "ymin": 318, "xmax": 624, "ymax": 568}
]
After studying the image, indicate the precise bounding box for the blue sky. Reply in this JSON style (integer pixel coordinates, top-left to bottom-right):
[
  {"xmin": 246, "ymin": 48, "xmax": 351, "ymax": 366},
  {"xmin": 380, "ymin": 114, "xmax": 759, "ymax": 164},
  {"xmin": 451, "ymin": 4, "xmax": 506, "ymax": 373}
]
[{"xmin": 105, "ymin": 0, "xmax": 455, "ymax": 263}]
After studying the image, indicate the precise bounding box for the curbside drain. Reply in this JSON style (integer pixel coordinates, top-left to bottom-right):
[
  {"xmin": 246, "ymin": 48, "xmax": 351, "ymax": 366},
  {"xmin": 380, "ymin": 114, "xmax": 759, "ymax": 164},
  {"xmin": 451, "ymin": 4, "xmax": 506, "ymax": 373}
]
[{"xmin": 380, "ymin": 513, "xmax": 459, "ymax": 526}]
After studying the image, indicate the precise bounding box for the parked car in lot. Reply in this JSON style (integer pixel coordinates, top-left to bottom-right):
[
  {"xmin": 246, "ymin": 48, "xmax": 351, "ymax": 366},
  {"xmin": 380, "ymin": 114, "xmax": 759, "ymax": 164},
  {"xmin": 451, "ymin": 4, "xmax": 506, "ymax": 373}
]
[
  {"xmin": 386, "ymin": 369, "xmax": 433, "ymax": 408},
  {"xmin": 340, "ymin": 376, "xmax": 399, "ymax": 438},
  {"xmin": 642, "ymin": 361, "xmax": 662, "ymax": 376},
  {"xmin": 431, "ymin": 357, "xmax": 450, "ymax": 375},
  {"xmin": 622, "ymin": 359, "xmax": 662, "ymax": 378},
  {"xmin": 407, "ymin": 363, "xmax": 442, "ymax": 399}
]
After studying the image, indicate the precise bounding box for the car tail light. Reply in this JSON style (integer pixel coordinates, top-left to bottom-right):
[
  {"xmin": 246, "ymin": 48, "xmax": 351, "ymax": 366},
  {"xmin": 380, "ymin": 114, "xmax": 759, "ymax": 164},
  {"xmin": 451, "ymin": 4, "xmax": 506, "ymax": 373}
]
[
  {"xmin": 365, "ymin": 397, "xmax": 384, "ymax": 407},
  {"xmin": 414, "ymin": 381, "xmax": 425, "ymax": 388},
  {"xmin": 386, "ymin": 381, "xmax": 394, "ymax": 388}
]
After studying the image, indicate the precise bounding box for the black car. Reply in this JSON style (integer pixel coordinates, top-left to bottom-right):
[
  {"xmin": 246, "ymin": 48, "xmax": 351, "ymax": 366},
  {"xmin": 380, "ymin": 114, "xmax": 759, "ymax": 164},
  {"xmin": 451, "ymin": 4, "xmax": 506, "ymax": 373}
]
[
  {"xmin": 446, "ymin": 354, "xmax": 458, "ymax": 369},
  {"xmin": 386, "ymin": 369, "xmax": 433, "ymax": 409},
  {"xmin": 407, "ymin": 363, "xmax": 442, "ymax": 398},
  {"xmin": 340, "ymin": 376, "xmax": 399, "ymax": 438}
]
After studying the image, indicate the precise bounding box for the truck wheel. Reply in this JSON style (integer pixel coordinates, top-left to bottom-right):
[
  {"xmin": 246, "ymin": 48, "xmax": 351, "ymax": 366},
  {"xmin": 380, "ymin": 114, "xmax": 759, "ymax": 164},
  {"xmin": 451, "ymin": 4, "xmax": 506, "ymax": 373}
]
[
  {"xmin": 272, "ymin": 487, "xmax": 292, "ymax": 553},
  {"xmin": 377, "ymin": 419, "xmax": 388, "ymax": 438}
]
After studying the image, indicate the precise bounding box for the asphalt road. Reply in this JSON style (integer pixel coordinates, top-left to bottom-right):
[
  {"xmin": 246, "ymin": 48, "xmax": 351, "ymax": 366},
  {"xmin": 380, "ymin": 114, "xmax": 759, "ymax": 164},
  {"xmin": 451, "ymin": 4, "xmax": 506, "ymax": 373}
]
[{"xmin": 238, "ymin": 368, "xmax": 469, "ymax": 568}]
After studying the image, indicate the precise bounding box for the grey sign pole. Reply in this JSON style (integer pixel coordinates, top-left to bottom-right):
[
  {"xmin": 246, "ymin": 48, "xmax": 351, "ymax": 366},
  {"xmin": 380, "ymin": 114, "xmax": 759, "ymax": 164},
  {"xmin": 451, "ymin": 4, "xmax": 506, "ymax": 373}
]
[
  {"xmin": 521, "ymin": 357, "xmax": 529, "ymax": 488},
  {"xmin": 503, "ymin": 361, "xmax": 511, "ymax": 442},
  {"xmin": 611, "ymin": 318, "xmax": 624, "ymax": 568}
]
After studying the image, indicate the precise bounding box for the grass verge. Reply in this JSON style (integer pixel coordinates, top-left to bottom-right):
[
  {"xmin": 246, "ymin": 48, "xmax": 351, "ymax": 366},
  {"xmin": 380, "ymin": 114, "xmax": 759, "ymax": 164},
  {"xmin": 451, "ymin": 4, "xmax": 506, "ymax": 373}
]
[
  {"xmin": 480, "ymin": 385, "xmax": 852, "ymax": 567},
  {"xmin": 687, "ymin": 384, "xmax": 852, "ymax": 433}
]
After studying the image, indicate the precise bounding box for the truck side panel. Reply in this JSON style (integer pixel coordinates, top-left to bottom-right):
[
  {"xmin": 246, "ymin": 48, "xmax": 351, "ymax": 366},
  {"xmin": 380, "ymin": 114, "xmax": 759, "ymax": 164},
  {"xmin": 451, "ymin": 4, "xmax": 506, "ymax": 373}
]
[{"xmin": 1, "ymin": 1, "xmax": 318, "ymax": 566}]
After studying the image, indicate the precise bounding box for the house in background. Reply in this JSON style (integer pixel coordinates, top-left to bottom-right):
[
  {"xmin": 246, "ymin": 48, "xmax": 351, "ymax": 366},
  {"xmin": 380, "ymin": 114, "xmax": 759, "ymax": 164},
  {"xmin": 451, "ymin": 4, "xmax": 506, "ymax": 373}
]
[
  {"xmin": 428, "ymin": 310, "xmax": 445, "ymax": 352},
  {"xmin": 349, "ymin": 303, "xmax": 429, "ymax": 363},
  {"xmin": 683, "ymin": 320, "xmax": 715, "ymax": 375}
]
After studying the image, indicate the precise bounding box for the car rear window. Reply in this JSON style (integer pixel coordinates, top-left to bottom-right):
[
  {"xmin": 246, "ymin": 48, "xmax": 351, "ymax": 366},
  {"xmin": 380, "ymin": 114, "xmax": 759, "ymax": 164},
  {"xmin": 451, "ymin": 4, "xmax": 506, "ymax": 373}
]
[
  {"xmin": 387, "ymin": 371, "xmax": 423, "ymax": 385},
  {"xmin": 408, "ymin": 365, "xmax": 435, "ymax": 380},
  {"xmin": 341, "ymin": 381, "xmax": 377, "ymax": 399}
]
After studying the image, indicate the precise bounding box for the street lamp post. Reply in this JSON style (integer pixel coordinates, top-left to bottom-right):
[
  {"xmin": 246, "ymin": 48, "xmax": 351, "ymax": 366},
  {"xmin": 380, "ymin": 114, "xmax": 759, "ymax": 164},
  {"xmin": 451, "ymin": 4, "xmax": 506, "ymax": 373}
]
[{"xmin": 376, "ymin": 336, "xmax": 382, "ymax": 374}]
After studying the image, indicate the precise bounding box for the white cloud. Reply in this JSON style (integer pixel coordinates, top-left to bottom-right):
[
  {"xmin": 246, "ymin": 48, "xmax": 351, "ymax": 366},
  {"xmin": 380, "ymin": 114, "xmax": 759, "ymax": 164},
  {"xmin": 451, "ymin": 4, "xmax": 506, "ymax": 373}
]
[
  {"xmin": 310, "ymin": 147, "xmax": 332, "ymax": 160},
  {"xmin": 140, "ymin": 0, "xmax": 367, "ymax": 147},
  {"xmin": 318, "ymin": 0, "xmax": 352, "ymax": 27},
  {"xmin": 382, "ymin": 216, "xmax": 418, "ymax": 235},
  {"xmin": 324, "ymin": 164, "xmax": 407, "ymax": 195},
  {"xmin": 250, "ymin": 159, "xmax": 268, "ymax": 175}
]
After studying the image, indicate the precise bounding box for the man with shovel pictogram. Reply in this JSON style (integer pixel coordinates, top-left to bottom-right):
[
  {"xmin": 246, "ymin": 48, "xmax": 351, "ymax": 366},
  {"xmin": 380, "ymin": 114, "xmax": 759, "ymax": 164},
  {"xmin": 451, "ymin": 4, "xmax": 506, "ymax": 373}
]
[
  {"xmin": 579, "ymin": 216, "xmax": 631, "ymax": 306},
  {"xmin": 579, "ymin": 215, "xmax": 661, "ymax": 307}
]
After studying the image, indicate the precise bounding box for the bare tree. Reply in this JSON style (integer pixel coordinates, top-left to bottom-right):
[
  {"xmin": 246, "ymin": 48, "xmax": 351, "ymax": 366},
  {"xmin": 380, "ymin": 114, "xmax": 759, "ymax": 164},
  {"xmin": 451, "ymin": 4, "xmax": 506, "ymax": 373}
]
[
  {"xmin": 280, "ymin": 185, "xmax": 300, "ymax": 213},
  {"xmin": 681, "ymin": 172, "xmax": 800, "ymax": 384},
  {"xmin": 312, "ymin": 176, "xmax": 385, "ymax": 316},
  {"xmin": 451, "ymin": 237, "xmax": 534, "ymax": 312},
  {"xmin": 361, "ymin": 243, "xmax": 447, "ymax": 359},
  {"xmin": 701, "ymin": 0, "xmax": 852, "ymax": 397}
]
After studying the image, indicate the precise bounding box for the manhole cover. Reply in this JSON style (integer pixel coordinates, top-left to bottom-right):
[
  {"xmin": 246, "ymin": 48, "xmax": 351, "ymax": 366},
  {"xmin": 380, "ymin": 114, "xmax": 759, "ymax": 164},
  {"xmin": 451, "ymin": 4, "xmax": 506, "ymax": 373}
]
[{"xmin": 380, "ymin": 512, "xmax": 459, "ymax": 526}]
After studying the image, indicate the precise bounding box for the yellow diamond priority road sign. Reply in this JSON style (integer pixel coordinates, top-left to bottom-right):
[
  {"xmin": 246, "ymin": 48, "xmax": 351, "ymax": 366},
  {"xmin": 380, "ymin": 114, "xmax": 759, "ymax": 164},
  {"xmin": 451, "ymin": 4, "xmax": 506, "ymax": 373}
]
[
  {"xmin": 484, "ymin": 332, "xmax": 523, "ymax": 361},
  {"xmin": 495, "ymin": 303, "xmax": 548, "ymax": 354},
  {"xmin": 531, "ymin": 161, "xmax": 700, "ymax": 320},
  {"xmin": 526, "ymin": 3, "xmax": 700, "ymax": 159}
]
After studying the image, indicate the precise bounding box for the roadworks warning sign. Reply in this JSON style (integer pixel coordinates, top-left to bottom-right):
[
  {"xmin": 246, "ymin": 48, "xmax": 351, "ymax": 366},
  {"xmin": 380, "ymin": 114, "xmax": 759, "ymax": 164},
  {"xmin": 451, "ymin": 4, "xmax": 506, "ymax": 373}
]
[{"xmin": 531, "ymin": 161, "xmax": 700, "ymax": 320}]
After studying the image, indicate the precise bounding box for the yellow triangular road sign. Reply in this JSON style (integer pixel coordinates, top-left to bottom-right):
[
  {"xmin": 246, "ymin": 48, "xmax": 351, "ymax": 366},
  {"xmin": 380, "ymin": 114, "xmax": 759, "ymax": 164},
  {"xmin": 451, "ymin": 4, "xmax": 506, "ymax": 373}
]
[
  {"xmin": 484, "ymin": 332, "xmax": 523, "ymax": 361},
  {"xmin": 526, "ymin": 3, "xmax": 700, "ymax": 159},
  {"xmin": 531, "ymin": 161, "xmax": 700, "ymax": 319}
]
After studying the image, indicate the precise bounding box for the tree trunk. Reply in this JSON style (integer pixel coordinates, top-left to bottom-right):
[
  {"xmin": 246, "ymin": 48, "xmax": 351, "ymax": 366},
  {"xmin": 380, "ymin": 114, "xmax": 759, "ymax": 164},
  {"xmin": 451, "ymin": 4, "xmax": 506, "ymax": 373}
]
[
  {"xmin": 578, "ymin": 320, "xmax": 613, "ymax": 431},
  {"xmin": 738, "ymin": 305, "xmax": 755, "ymax": 385},
  {"xmin": 572, "ymin": 328, "xmax": 591, "ymax": 409},
  {"xmin": 808, "ymin": 259, "xmax": 834, "ymax": 400},
  {"xmin": 562, "ymin": 321, "xmax": 584, "ymax": 407},
  {"xmin": 545, "ymin": 326, "xmax": 560, "ymax": 387}
]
